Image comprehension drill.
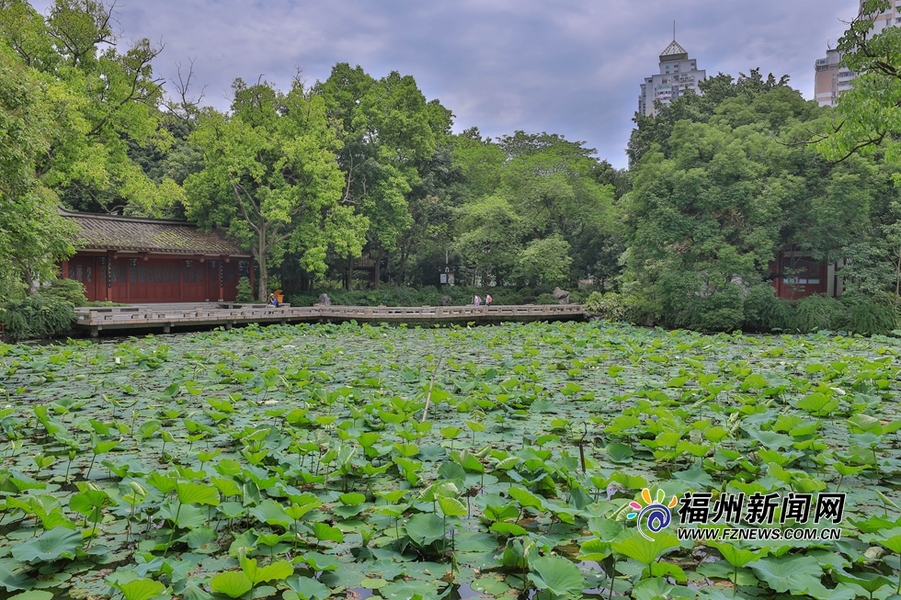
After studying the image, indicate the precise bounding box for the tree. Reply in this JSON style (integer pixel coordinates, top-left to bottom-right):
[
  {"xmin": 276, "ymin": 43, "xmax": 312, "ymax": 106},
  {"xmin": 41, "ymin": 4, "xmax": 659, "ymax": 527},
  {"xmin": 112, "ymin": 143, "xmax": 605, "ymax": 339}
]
[
  {"xmin": 0, "ymin": 0, "xmax": 179, "ymax": 217},
  {"xmin": 816, "ymin": 0, "xmax": 901, "ymax": 167},
  {"xmin": 452, "ymin": 131, "xmax": 616, "ymax": 287},
  {"xmin": 185, "ymin": 78, "xmax": 362, "ymax": 300},
  {"xmin": 318, "ymin": 64, "xmax": 452, "ymax": 289},
  {"xmin": 0, "ymin": 41, "xmax": 76, "ymax": 297},
  {"xmin": 624, "ymin": 77, "xmax": 880, "ymax": 329}
]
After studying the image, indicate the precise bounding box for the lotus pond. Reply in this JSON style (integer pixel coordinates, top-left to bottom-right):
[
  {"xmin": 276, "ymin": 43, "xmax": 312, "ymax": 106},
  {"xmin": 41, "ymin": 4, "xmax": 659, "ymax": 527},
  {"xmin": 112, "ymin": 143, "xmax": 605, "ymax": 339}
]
[{"xmin": 1, "ymin": 321, "xmax": 901, "ymax": 600}]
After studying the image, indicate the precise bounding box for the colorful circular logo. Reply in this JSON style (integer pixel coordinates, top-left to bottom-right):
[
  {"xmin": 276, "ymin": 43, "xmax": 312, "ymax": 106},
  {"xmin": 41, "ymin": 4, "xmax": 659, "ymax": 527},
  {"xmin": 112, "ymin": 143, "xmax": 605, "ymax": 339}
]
[{"xmin": 627, "ymin": 487, "xmax": 679, "ymax": 540}]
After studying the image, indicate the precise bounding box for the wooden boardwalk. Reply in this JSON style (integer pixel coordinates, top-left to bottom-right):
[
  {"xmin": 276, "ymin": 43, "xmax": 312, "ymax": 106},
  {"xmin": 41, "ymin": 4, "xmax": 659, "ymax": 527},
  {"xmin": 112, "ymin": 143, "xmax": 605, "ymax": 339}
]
[{"xmin": 75, "ymin": 303, "xmax": 586, "ymax": 337}]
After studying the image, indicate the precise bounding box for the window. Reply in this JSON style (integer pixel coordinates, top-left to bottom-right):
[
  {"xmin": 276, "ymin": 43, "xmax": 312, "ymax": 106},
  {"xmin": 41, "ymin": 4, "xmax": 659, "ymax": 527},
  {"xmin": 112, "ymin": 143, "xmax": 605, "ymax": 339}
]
[{"xmin": 782, "ymin": 258, "xmax": 822, "ymax": 286}]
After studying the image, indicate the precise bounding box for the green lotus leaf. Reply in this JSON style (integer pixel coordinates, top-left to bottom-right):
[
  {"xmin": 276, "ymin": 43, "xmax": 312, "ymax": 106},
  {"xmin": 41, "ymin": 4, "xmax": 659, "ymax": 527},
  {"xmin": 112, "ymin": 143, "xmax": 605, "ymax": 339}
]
[
  {"xmin": 527, "ymin": 555, "xmax": 584, "ymax": 597},
  {"xmin": 285, "ymin": 575, "xmax": 331, "ymax": 599},
  {"xmin": 12, "ymin": 527, "xmax": 83, "ymax": 563},
  {"xmin": 209, "ymin": 571, "xmax": 252, "ymax": 599},
  {"xmin": 310, "ymin": 522, "xmax": 343, "ymax": 543},
  {"xmin": 175, "ymin": 481, "xmax": 220, "ymax": 506},
  {"xmin": 437, "ymin": 497, "xmax": 467, "ymax": 518},
  {"xmin": 748, "ymin": 555, "xmax": 824, "ymax": 594},
  {"xmin": 248, "ymin": 499, "xmax": 290, "ymax": 527},
  {"xmin": 611, "ymin": 531, "xmax": 680, "ymax": 566},
  {"xmin": 404, "ymin": 513, "xmax": 446, "ymax": 547},
  {"xmin": 109, "ymin": 578, "xmax": 169, "ymax": 600}
]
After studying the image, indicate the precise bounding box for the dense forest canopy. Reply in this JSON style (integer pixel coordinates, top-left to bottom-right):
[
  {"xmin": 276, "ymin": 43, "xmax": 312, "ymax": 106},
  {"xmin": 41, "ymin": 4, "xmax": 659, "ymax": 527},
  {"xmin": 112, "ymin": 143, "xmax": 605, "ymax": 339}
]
[{"xmin": 3, "ymin": 0, "xmax": 901, "ymax": 332}]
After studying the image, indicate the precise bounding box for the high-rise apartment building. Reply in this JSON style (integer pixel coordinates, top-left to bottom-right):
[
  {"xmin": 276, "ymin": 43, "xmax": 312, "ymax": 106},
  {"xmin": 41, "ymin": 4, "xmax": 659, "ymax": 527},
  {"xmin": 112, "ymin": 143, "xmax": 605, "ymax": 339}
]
[
  {"xmin": 638, "ymin": 39, "xmax": 706, "ymax": 117},
  {"xmin": 814, "ymin": 0, "xmax": 900, "ymax": 107}
]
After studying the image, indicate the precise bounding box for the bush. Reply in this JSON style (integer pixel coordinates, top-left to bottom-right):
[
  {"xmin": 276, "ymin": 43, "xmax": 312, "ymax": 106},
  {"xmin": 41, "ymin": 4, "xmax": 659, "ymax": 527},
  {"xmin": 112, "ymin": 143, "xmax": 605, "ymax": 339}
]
[
  {"xmin": 1, "ymin": 294, "xmax": 76, "ymax": 341},
  {"xmin": 236, "ymin": 277, "xmax": 253, "ymax": 302},
  {"xmin": 840, "ymin": 293, "xmax": 899, "ymax": 335},
  {"xmin": 743, "ymin": 286, "xmax": 796, "ymax": 332},
  {"xmin": 795, "ymin": 294, "xmax": 846, "ymax": 333},
  {"xmin": 584, "ymin": 292, "xmax": 628, "ymax": 321},
  {"xmin": 691, "ymin": 287, "xmax": 746, "ymax": 332},
  {"xmin": 39, "ymin": 279, "xmax": 87, "ymax": 306},
  {"xmin": 535, "ymin": 293, "xmax": 556, "ymax": 305}
]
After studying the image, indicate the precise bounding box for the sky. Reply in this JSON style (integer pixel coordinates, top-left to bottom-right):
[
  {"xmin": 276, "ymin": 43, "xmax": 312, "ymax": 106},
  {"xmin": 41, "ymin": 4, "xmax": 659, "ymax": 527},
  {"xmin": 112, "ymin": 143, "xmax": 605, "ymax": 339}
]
[{"xmin": 29, "ymin": 0, "xmax": 858, "ymax": 169}]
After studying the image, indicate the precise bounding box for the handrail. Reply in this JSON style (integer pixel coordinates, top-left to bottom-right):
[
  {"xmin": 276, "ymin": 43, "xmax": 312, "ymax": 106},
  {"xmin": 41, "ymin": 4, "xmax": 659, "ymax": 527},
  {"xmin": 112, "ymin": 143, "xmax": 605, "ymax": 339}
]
[{"xmin": 75, "ymin": 304, "xmax": 585, "ymax": 327}]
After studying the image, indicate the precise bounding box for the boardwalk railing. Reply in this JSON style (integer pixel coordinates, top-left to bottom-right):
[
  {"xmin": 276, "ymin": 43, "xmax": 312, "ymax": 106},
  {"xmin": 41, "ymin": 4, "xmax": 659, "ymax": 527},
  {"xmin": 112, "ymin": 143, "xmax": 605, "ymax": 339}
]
[{"xmin": 75, "ymin": 303, "xmax": 585, "ymax": 336}]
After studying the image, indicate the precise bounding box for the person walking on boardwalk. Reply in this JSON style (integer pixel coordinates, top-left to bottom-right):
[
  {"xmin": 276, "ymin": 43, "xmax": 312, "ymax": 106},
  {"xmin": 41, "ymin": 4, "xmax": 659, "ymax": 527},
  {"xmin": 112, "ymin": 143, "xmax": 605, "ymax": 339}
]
[
  {"xmin": 485, "ymin": 293, "xmax": 492, "ymax": 307},
  {"xmin": 474, "ymin": 295, "xmax": 481, "ymax": 307}
]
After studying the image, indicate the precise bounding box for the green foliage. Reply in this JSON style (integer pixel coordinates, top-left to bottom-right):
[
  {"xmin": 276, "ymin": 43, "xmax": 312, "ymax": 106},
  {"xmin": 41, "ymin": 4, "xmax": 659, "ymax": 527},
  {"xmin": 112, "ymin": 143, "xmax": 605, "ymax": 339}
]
[
  {"xmin": 817, "ymin": 0, "xmax": 901, "ymax": 168},
  {"xmin": 535, "ymin": 293, "xmax": 556, "ymax": 305},
  {"xmin": 37, "ymin": 279, "xmax": 88, "ymax": 307},
  {"xmin": 0, "ymin": 293, "xmax": 76, "ymax": 341},
  {"xmin": 235, "ymin": 276, "xmax": 253, "ymax": 303},
  {"xmin": 513, "ymin": 235, "xmax": 573, "ymax": 287},
  {"xmin": 744, "ymin": 287, "xmax": 797, "ymax": 332},
  {"xmin": 583, "ymin": 291, "xmax": 626, "ymax": 321},
  {"xmin": 795, "ymin": 294, "xmax": 846, "ymax": 332},
  {"xmin": 185, "ymin": 77, "xmax": 360, "ymax": 300},
  {"xmin": 841, "ymin": 293, "xmax": 899, "ymax": 335},
  {"xmin": 1, "ymin": 321, "xmax": 901, "ymax": 597}
]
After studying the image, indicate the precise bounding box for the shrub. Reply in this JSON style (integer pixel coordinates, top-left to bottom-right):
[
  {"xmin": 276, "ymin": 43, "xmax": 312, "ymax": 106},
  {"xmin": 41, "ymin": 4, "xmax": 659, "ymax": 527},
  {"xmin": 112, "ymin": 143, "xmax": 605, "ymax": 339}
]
[
  {"xmin": 795, "ymin": 294, "xmax": 846, "ymax": 333},
  {"xmin": 236, "ymin": 277, "xmax": 253, "ymax": 302},
  {"xmin": 584, "ymin": 292, "xmax": 627, "ymax": 321},
  {"xmin": 840, "ymin": 293, "xmax": 899, "ymax": 335},
  {"xmin": 39, "ymin": 279, "xmax": 87, "ymax": 306},
  {"xmin": 743, "ymin": 286, "xmax": 796, "ymax": 332},
  {"xmin": 0, "ymin": 294, "xmax": 76, "ymax": 341},
  {"xmin": 690, "ymin": 286, "xmax": 746, "ymax": 332},
  {"xmin": 536, "ymin": 293, "xmax": 557, "ymax": 305}
]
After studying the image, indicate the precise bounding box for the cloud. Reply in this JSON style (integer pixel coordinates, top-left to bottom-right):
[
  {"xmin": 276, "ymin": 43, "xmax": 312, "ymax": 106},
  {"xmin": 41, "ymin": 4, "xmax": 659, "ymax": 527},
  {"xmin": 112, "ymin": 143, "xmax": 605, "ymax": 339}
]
[{"xmin": 27, "ymin": 0, "xmax": 857, "ymax": 167}]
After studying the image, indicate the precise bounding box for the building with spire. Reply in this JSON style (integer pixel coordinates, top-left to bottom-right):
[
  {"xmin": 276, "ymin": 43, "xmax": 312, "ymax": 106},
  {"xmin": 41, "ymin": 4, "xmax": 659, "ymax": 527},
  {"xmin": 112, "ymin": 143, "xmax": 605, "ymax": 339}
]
[
  {"xmin": 638, "ymin": 36, "xmax": 706, "ymax": 117},
  {"xmin": 814, "ymin": 0, "xmax": 900, "ymax": 107}
]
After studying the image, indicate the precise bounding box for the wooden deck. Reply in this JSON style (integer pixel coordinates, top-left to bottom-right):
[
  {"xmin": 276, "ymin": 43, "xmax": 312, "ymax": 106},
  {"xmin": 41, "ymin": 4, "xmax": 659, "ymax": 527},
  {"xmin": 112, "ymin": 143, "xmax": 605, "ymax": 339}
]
[{"xmin": 74, "ymin": 303, "xmax": 586, "ymax": 336}]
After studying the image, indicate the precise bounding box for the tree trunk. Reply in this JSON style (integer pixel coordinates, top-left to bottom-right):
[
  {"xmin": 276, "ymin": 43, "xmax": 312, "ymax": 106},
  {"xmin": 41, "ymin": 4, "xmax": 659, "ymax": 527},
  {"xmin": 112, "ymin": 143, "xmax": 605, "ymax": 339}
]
[
  {"xmin": 257, "ymin": 227, "xmax": 268, "ymax": 301},
  {"xmin": 398, "ymin": 245, "xmax": 409, "ymax": 285},
  {"xmin": 346, "ymin": 256, "xmax": 353, "ymax": 291},
  {"xmin": 25, "ymin": 263, "xmax": 38, "ymax": 296},
  {"xmin": 373, "ymin": 246, "xmax": 381, "ymax": 290}
]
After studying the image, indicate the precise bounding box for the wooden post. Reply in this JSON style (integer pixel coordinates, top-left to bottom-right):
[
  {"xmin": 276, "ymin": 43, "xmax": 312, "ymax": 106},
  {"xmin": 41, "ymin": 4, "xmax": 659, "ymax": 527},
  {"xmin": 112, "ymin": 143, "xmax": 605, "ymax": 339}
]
[
  {"xmin": 218, "ymin": 257, "xmax": 224, "ymax": 302},
  {"xmin": 106, "ymin": 251, "xmax": 115, "ymax": 302}
]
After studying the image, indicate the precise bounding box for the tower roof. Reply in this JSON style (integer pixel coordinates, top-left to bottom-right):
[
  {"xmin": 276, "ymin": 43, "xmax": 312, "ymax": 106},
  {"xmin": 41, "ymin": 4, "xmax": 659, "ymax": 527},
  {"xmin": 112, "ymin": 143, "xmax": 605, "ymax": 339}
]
[{"xmin": 660, "ymin": 39, "xmax": 688, "ymax": 62}]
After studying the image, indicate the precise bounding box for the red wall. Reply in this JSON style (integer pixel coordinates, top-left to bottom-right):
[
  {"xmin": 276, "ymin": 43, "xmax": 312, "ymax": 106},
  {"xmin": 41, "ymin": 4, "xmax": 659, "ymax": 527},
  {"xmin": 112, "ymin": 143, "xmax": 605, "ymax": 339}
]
[
  {"xmin": 771, "ymin": 256, "xmax": 829, "ymax": 300},
  {"xmin": 65, "ymin": 254, "xmax": 242, "ymax": 303}
]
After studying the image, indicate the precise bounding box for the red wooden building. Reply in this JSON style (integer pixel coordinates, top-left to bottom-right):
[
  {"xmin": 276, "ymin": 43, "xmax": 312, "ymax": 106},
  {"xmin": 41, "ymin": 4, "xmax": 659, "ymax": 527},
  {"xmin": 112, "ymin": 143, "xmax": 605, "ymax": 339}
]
[
  {"xmin": 770, "ymin": 252, "xmax": 843, "ymax": 300},
  {"xmin": 59, "ymin": 210, "xmax": 253, "ymax": 304}
]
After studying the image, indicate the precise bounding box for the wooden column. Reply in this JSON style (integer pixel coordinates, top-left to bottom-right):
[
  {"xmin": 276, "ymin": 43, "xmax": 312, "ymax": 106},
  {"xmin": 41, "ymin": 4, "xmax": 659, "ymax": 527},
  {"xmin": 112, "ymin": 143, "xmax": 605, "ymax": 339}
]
[
  {"xmin": 218, "ymin": 256, "xmax": 224, "ymax": 302},
  {"xmin": 106, "ymin": 251, "xmax": 115, "ymax": 302}
]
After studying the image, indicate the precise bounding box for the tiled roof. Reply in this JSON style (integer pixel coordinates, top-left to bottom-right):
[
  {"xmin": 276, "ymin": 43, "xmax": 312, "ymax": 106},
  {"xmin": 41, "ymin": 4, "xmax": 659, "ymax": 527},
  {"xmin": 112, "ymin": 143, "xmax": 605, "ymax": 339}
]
[{"xmin": 61, "ymin": 210, "xmax": 251, "ymax": 256}]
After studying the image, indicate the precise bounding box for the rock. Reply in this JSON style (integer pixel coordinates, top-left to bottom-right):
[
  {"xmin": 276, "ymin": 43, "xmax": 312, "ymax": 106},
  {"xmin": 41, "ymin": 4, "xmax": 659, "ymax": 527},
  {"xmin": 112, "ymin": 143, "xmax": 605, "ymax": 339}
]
[
  {"xmin": 553, "ymin": 287, "xmax": 570, "ymax": 304},
  {"xmin": 440, "ymin": 295, "xmax": 452, "ymax": 306},
  {"xmin": 318, "ymin": 293, "xmax": 332, "ymax": 306},
  {"xmin": 522, "ymin": 295, "xmax": 537, "ymax": 304}
]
